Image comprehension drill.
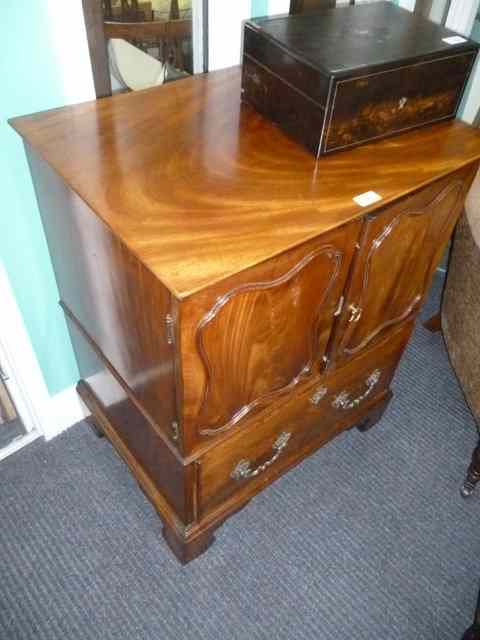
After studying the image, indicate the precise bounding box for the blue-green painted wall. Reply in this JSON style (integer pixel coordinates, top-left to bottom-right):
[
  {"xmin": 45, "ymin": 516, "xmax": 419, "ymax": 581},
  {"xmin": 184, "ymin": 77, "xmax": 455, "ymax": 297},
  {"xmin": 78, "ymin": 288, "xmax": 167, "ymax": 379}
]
[
  {"xmin": 1, "ymin": 2, "xmax": 79, "ymax": 395},
  {"xmin": 251, "ymin": 0, "xmax": 270, "ymax": 17}
]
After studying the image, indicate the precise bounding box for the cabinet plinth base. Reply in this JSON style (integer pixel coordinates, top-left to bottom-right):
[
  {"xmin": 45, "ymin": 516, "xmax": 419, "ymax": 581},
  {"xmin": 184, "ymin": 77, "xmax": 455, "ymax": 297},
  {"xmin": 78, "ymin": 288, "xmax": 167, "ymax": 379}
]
[
  {"xmin": 86, "ymin": 415, "xmax": 105, "ymax": 439},
  {"xmin": 162, "ymin": 526, "xmax": 216, "ymax": 565},
  {"xmin": 77, "ymin": 378, "xmax": 401, "ymax": 564},
  {"xmin": 356, "ymin": 390, "xmax": 393, "ymax": 433}
]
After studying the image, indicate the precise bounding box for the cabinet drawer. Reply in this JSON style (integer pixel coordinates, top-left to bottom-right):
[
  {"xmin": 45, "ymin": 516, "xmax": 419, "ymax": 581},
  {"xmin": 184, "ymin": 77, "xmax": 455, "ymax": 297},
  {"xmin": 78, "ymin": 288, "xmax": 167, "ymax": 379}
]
[{"xmin": 198, "ymin": 323, "xmax": 412, "ymax": 517}]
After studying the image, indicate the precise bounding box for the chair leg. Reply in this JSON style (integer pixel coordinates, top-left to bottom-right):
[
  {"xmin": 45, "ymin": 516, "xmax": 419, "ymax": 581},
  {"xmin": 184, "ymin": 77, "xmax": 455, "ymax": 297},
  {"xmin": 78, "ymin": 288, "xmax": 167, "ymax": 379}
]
[
  {"xmin": 463, "ymin": 587, "xmax": 480, "ymax": 640},
  {"xmin": 461, "ymin": 439, "xmax": 480, "ymax": 498},
  {"xmin": 463, "ymin": 622, "xmax": 480, "ymax": 639},
  {"xmin": 461, "ymin": 444, "xmax": 480, "ymax": 639}
]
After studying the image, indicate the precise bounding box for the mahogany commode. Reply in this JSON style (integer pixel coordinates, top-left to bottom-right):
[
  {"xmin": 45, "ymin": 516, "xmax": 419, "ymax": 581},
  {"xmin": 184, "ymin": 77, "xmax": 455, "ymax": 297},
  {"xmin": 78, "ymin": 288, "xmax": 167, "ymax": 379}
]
[{"xmin": 11, "ymin": 67, "xmax": 480, "ymax": 564}]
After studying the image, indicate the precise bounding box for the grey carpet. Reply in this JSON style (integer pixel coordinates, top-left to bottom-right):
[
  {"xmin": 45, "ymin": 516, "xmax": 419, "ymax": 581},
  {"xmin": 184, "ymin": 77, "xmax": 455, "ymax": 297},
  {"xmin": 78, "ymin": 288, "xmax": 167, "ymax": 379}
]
[
  {"xmin": 1, "ymin": 274, "xmax": 479, "ymax": 640},
  {"xmin": 0, "ymin": 418, "xmax": 26, "ymax": 451}
]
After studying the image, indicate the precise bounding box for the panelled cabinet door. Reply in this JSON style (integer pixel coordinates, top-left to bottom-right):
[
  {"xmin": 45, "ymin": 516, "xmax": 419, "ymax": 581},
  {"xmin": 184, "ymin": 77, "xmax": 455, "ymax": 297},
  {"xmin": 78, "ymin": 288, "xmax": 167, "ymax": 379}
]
[
  {"xmin": 180, "ymin": 222, "xmax": 361, "ymax": 447},
  {"xmin": 329, "ymin": 165, "xmax": 476, "ymax": 365}
]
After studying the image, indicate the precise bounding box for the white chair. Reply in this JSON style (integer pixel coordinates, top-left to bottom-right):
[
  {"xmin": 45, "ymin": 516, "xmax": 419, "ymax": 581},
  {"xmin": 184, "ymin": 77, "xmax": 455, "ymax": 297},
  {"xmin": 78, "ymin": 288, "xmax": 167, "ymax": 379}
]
[{"xmin": 108, "ymin": 38, "xmax": 166, "ymax": 92}]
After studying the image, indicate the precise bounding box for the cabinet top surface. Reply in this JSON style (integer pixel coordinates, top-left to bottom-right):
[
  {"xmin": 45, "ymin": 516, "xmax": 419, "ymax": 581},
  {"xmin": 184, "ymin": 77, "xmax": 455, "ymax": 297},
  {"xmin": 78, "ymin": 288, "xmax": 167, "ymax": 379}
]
[
  {"xmin": 248, "ymin": 3, "xmax": 478, "ymax": 76},
  {"xmin": 10, "ymin": 66, "xmax": 480, "ymax": 299}
]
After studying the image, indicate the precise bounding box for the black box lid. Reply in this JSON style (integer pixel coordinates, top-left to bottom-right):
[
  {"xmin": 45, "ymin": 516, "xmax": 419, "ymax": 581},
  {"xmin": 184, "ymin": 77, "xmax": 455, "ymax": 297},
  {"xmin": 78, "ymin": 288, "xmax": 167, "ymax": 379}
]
[{"xmin": 246, "ymin": 2, "xmax": 478, "ymax": 76}]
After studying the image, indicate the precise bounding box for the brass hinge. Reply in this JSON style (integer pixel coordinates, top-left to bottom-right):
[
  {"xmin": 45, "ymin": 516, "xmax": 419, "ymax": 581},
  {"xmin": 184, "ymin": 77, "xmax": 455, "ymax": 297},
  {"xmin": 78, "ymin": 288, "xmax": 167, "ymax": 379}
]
[
  {"xmin": 165, "ymin": 314, "xmax": 175, "ymax": 345},
  {"xmin": 171, "ymin": 420, "xmax": 179, "ymax": 441}
]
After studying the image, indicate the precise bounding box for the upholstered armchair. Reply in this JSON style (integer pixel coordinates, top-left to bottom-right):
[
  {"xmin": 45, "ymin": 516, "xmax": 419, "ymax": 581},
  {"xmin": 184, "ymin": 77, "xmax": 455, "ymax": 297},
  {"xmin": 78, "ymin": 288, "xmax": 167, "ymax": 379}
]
[
  {"xmin": 441, "ymin": 172, "xmax": 480, "ymax": 640},
  {"xmin": 441, "ymin": 170, "xmax": 480, "ymax": 498}
]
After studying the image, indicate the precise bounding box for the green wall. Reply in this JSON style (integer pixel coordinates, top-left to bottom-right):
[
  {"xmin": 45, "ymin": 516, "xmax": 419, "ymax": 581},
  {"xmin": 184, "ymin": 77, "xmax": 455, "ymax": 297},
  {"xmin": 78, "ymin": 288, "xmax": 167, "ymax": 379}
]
[
  {"xmin": 1, "ymin": 1, "xmax": 79, "ymax": 396},
  {"xmin": 251, "ymin": 0, "xmax": 270, "ymax": 17}
]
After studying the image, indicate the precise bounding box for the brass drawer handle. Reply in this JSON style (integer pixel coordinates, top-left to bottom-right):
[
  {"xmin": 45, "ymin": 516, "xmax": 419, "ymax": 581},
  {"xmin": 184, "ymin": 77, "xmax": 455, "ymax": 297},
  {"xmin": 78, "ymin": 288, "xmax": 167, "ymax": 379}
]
[
  {"xmin": 332, "ymin": 369, "xmax": 382, "ymax": 411},
  {"xmin": 310, "ymin": 386, "xmax": 328, "ymax": 406},
  {"xmin": 231, "ymin": 432, "xmax": 292, "ymax": 481}
]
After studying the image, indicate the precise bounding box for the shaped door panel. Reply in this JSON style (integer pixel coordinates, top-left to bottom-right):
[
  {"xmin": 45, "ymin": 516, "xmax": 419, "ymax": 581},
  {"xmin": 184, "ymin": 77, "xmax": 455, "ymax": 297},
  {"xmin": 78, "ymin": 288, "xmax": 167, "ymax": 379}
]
[
  {"xmin": 179, "ymin": 222, "xmax": 361, "ymax": 449},
  {"xmin": 330, "ymin": 165, "xmax": 476, "ymax": 364}
]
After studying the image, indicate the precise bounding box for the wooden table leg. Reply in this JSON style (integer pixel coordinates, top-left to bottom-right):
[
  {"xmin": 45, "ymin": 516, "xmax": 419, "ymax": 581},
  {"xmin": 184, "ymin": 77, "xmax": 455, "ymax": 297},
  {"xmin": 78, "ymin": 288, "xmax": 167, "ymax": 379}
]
[{"xmin": 461, "ymin": 439, "xmax": 480, "ymax": 498}]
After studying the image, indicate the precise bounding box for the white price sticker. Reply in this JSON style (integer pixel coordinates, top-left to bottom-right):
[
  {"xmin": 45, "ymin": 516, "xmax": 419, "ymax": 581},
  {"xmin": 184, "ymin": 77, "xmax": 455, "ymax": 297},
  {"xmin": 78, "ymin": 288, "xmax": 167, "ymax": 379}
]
[
  {"xmin": 442, "ymin": 36, "xmax": 467, "ymax": 45},
  {"xmin": 353, "ymin": 191, "xmax": 383, "ymax": 207}
]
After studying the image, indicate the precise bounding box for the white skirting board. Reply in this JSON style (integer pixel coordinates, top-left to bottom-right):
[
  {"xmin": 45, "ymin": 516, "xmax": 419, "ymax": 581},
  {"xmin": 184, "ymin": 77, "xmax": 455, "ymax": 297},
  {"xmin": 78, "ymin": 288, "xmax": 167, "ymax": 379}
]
[
  {"xmin": 44, "ymin": 385, "xmax": 90, "ymax": 441},
  {"xmin": 0, "ymin": 262, "xmax": 90, "ymax": 459},
  {"xmin": 0, "ymin": 386, "xmax": 89, "ymax": 462}
]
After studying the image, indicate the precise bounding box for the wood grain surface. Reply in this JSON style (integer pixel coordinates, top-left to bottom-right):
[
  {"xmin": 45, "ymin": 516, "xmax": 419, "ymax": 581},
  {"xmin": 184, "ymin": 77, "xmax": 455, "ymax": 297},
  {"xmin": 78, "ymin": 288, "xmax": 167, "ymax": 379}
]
[
  {"xmin": 26, "ymin": 146, "xmax": 179, "ymax": 446},
  {"xmin": 328, "ymin": 164, "xmax": 476, "ymax": 365},
  {"xmin": 10, "ymin": 67, "xmax": 480, "ymax": 299},
  {"xmin": 199, "ymin": 322, "xmax": 411, "ymax": 516},
  {"xmin": 178, "ymin": 222, "xmax": 360, "ymax": 454}
]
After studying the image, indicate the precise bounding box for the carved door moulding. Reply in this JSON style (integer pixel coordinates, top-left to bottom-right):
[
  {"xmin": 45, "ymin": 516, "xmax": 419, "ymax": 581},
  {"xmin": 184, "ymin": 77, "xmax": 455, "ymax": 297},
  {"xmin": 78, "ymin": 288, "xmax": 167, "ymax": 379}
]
[
  {"xmin": 196, "ymin": 245, "xmax": 343, "ymax": 436},
  {"xmin": 338, "ymin": 179, "xmax": 464, "ymax": 358}
]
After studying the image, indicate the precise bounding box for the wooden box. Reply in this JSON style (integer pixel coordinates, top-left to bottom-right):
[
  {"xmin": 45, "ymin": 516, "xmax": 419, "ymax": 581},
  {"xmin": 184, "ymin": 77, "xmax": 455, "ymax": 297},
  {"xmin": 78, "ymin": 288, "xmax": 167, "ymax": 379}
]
[{"xmin": 242, "ymin": 1, "xmax": 478, "ymax": 156}]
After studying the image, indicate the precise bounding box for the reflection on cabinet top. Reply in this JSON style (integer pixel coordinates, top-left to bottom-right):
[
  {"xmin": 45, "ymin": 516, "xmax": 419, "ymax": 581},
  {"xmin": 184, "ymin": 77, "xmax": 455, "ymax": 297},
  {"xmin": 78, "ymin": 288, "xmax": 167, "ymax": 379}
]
[{"xmin": 10, "ymin": 66, "xmax": 480, "ymax": 299}]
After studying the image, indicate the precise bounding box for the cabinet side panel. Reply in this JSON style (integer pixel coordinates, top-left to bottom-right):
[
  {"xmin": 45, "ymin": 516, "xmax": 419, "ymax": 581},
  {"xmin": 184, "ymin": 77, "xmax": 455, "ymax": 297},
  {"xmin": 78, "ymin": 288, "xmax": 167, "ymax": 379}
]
[
  {"xmin": 26, "ymin": 145, "xmax": 178, "ymax": 441},
  {"xmin": 68, "ymin": 321, "xmax": 189, "ymax": 523}
]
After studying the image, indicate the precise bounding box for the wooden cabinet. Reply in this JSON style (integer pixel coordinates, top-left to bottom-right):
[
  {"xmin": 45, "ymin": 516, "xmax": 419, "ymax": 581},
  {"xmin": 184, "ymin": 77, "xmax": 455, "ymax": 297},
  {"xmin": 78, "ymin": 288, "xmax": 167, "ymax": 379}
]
[{"xmin": 10, "ymin": 67, "xmax": 480, "ymax": 564}]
